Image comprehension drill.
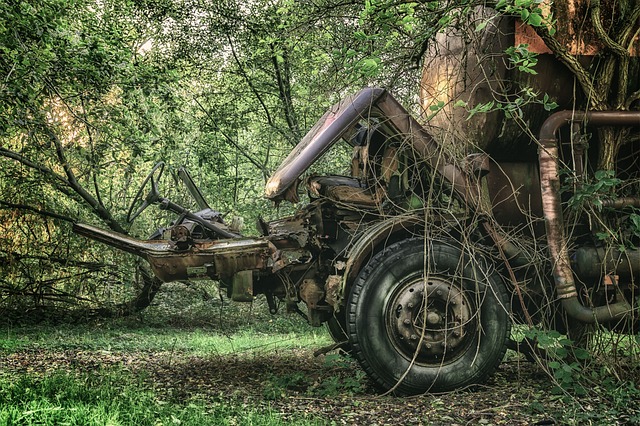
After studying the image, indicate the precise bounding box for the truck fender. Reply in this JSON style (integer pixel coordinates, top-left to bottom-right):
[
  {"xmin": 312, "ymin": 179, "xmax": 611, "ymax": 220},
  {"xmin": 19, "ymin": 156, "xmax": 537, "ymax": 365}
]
[{"xmin": 339, "ymin": 214, "xmax": 424, "ymax": 304}]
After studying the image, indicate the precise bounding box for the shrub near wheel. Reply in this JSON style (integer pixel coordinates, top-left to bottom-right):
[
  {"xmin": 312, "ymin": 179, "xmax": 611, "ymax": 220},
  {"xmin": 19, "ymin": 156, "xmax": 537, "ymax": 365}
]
[{"xmin": 347, "ymin": 238, "xmax": 511, "ymax": 395}]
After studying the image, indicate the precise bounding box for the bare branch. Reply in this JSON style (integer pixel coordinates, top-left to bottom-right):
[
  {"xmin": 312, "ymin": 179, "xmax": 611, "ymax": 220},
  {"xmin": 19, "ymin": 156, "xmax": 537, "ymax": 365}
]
[
  {"xmin": 270, "ymin": 43, "xmax": 300, "ymax": 143},
  {"xmin": 0, "ymin": 147, "xmax": 70, "ymax": 186},
  {"xmin": 0, "ymin": 200, "xmax": 75, "ymax": 223},
  {"xmin": 45, "ymin": 128, "xmax": 127, "ymax": 233}
]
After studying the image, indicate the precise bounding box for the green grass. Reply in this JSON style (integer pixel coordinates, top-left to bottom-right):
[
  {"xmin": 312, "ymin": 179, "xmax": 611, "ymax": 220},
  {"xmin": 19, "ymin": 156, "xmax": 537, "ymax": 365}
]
[
  {"xmin": 0, "ymin": 317, "xmax": 331, "ymax": 356},
  {"xmin": 0, "ymin": 371, "xmax": 318, "ymax": 425},
  {"xmin": 0, "ymin": 315, "xmax": 330, "ymax": 426},
  {"xmin": 3, "ymin": 287, "xmax": 639, "ymax": 426}
]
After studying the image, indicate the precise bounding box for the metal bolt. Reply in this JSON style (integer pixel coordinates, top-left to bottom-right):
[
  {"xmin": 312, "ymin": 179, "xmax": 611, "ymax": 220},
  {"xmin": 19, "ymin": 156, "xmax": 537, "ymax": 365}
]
[
  {"xmin": 411, "ymin": 334, "xmax": 418, "ymax": 340},
  {"xmin": 407, "ymin": 302, "xmax": 414, "ymax": 309},
  {"xmin": 425, "ymin": 343, "xmax": 432, "ymax": 349},
  {"xmin": 403, "ymin": 319, "xmax": 411, "ymax": 325},
  {"xmin": 436, "ymin": 290, "xmax": 442, "ymax": 296}
]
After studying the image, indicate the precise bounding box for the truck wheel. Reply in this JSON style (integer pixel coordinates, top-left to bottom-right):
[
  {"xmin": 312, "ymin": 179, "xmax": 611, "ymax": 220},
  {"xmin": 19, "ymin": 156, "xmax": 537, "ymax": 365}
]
[{"xmin": 347, "ymin": 238, "xmax": 510, "ymax": 395}]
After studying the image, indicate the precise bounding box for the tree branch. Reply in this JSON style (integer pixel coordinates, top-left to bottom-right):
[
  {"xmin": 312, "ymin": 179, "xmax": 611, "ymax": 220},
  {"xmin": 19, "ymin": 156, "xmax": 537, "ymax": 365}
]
[
  {"xmin": 534, "ymin": 26, "xmax": 605, "ymax": 109},
  {"xmin": 227, "ymin": 33, "xmax": 276, "ymax": 128},
  {"xmin": 615, "ymin": 3, "xmax": 640, "ymax": 49},
  {"xmin": 0, "ymin": 200, "xmax": 75, "ymax": 223},
  {"xmin": 590, "ymin": 0, "xmax": 629, "ymax": 57},
  {"xmin": 45, "ymin": 128, "xmax": 127, "ymax": 234},
  {"xmin": 0, "ymin": 147, "xmax": 71, "ymax": 186},
  {"xmin": 270, "ymin": 43, "xmax": 300, "ymax": 143},
  {"xmin": 0, "ymin": 249, "xmax": 109, "ymax": 271}
]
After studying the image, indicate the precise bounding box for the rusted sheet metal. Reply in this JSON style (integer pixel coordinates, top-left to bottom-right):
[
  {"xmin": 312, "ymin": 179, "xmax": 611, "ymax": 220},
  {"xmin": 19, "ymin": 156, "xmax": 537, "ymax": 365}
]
[
  {"xmin": 324, "ymin": 275, "xmax": 342, "ymax": 310},
  {"xmin": 265, "ymin": 86, "xmax": 483, "ymax": 211},
  {"xmin": 231, "ymin": 270, "xmax": 254, "ymax": 302},
  {"xmin": 264, "ymin": 215, "xmax": 309, "ymax": 249},
  {"xmin": 486, "ymin": 162, "xmax": 545, "ymax": 237},
  {"xmin": 73, "ymin": 223, "xmax": 272, "ymax": 283},
  {"xmin": 73, "ymin": 223, "xmax": 171, "ymax": 256},
  {"xmin": 420, "ymin": 4, "xmax": 639, "ymax": 162},
  {"xmin": 515, "ymin": 1, "xmax": 640, "ymax": 56},
  {"xmin": 300, "ymin": 278, "xmax": 324, "ymax": 309},
  {"xmin": 137, "ymin": 238, "xmax": 272, "ymax": 283},
  {"xmin": 342, "ymin": 214, "xmax": 424, "ymax": 288}
]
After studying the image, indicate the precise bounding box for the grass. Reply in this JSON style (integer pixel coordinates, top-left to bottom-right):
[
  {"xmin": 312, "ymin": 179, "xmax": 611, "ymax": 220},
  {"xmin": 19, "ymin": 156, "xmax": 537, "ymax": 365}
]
[
  {"xmin": 0, "ymin": 371, "xmax": 317, "ymax": 425},
  {"xmin": 0, "ymin": 322, "xmax": 330, "ymax": 356},
  {"xmin": 0, "ymin": 312, "xmax": 330, "ymax": 426},
  {"xmin": 2, "ymin": 290, "xmax": 640, "ymax": 425}
]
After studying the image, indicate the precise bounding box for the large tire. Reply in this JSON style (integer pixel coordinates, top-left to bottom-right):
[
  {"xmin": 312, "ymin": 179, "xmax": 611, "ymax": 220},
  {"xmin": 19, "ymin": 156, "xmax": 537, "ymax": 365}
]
[{"xmin": 347, "ymin": 238, "xmax": 511, "ymax": 395}]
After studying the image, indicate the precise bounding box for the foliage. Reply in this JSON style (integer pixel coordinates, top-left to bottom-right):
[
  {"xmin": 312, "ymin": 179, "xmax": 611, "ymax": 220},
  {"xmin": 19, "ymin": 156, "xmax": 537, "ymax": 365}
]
[
  {"xmin": 1, "ymin": 0, "xmax": 432, "ymax": 315},
  {"xmin": 565, "ymin": 170, "xmax": 622, "ymax": 211},
  {"xmin": 519, "ymin": 326, "xmax": 640, "ymax": 424}
]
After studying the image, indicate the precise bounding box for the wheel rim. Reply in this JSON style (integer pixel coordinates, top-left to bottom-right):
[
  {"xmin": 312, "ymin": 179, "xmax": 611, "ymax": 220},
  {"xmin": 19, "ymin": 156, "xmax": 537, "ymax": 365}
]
[{"xmin": 386, "ymin": 274, "xmax": 476, "ymax": 365}]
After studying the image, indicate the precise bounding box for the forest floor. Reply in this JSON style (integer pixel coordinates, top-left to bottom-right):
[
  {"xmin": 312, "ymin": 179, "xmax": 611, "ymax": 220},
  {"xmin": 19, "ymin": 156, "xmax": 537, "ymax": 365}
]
[
  {"xmin": 2, "ymin": 326, "xmax": 638, "ymax": 425},
  {"xmin": 1, "ymin": 293, "xmax": 639, "ymax": 425},
  {"xmin": 0, "ymin": 342, "xmax": 568, "ymax": 425}
]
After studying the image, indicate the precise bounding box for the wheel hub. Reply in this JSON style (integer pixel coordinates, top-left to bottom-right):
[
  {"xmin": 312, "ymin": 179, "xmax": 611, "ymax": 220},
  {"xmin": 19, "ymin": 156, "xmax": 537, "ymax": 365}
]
[{"xmin": 387, "ymin": 277, "xmax": 474, "ymax": 364}]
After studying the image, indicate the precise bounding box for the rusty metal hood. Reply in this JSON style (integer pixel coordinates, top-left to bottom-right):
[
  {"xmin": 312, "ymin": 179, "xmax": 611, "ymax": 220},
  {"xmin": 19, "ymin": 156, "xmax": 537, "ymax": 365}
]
[{"xmin": 265, "ymin": 88, "xmax": 387, "ymax": 202}]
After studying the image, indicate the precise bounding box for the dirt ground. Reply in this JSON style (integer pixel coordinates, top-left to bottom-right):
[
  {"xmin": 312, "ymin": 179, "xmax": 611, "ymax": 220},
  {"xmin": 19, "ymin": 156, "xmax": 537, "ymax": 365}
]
[{"xmin": 2, "ymin": 345, "xmax": 618, "ymax": 425}]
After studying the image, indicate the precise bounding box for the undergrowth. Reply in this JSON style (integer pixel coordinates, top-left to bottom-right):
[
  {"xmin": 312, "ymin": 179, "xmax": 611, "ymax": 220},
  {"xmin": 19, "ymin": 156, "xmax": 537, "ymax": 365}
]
[{"xmin": 0, "ymin": 371, "xmax": 315, "ymax": 426}]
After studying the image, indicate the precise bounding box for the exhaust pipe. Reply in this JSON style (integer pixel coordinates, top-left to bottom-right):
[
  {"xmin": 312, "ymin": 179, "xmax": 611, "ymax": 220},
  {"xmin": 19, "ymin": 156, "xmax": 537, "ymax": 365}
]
[{"xmin": 538, "ymin": 110, "xmax": 640, "ymax": 323}]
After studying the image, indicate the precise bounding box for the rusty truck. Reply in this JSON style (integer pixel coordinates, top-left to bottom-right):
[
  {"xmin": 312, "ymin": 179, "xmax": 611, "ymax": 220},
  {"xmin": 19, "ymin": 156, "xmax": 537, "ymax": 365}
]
[{"xmin": 74, "ymin": 86, "xmax": 640, "ymax": 395}]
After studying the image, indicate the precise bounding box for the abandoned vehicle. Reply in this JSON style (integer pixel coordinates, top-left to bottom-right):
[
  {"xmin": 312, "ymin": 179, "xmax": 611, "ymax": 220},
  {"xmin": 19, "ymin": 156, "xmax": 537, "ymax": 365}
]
[{"xmin": 74, "ymin": 87, "xmax": 640, "ymax": 395}]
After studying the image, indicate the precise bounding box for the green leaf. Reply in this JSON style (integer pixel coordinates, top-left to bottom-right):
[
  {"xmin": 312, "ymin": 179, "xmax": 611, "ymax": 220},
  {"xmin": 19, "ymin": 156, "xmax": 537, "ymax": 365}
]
[
  {"xmin": 573, "ymin": 348, "xmax": 591, "ymax": 360},
  {"xmin": 429, "ymin": 100, "xmax": 445, "ymax": 111},
  {"xmin": 475, "ymin": 21, "xmax": 488, "ymax": 32},
  {"xmin": 528, "ymin": 12, "xmax": 543, "ymax": 26}
]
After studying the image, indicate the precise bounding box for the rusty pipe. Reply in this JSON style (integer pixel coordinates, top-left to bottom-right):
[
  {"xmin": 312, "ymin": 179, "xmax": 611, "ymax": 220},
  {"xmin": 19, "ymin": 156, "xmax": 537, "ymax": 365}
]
[{"xmin": 539, "ymin": 110, "xmax": 640, "ymax": 323}]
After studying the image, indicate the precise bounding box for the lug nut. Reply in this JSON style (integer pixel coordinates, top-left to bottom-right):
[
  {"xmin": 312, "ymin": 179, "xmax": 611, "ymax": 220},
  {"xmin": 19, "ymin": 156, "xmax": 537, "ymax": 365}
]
[
  {"xmin": 410, "ymin": 334, "xmax": 418, "ymax": 340},
  {"xmin": 403, "ymin": 319, "xmax": 411, "ymax": 325},
  {"xmin": 407, "ymin": 302, "xmax": 414, "ymax": 308}
]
